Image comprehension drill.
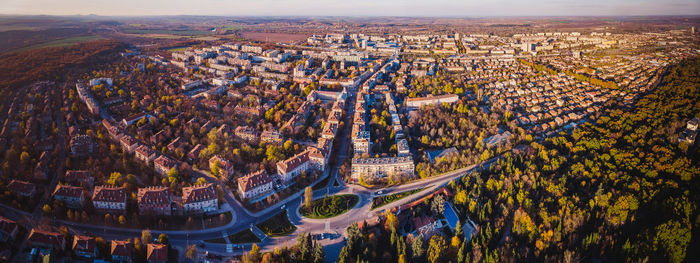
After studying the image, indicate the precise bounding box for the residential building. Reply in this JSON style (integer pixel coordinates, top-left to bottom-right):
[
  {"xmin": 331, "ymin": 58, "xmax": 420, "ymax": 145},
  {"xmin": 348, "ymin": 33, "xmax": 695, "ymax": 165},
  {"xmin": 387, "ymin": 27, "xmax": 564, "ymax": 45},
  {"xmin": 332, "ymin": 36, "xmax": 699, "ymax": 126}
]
[
  {"xmin": 27, "ymin": 229, "xmax": 66, "ymax": 250},
  {"xmin": 52, "ymin": 185, "xmax": 84, "ymax": 208},
  {"xmin": 237, "ymin": 170, "xmax": 276, "ymax": 201},
  {"xmin": 70, "ymin": 135, "xmax": 94, "ymax": 156},
  {"xmin": 138, "ymin": 187, "xmax": 171, "ymax": 216},
  {"xmin": 147, "ymin": 244, "xmax": 168, "ymax": 263},
  {"xmin": 182, "ymin": 183, "xmax": 218, "ymax": 214},
  {"xmin": 0, "ymin": 217, "xmax": 18, "ymax": 242},
  {"xmin": 154, "ymin": 156, "xmax": 178, "ymax": 177},
  {"xmin": 277, "ymin": 150, "xmax": 310, "ymax": 183},
  {"xmin": 7, "ymin": 179, "xmax": 36, "ymax": 197},
  {"xmin": 119, "ymin": 135, "xmax": 139, "ymax": 154},
  {"xmin": 260, "ymin": 130, "xmax": 284, "ymax": 144},
  {"xmin": 73, "ymin": 235, "xmax": 97, "ymax": 259},
  {"xmin": 351, "ymin": 156, "xmax": 414, "ymax": 181},
  {"xmin": 234, "ymin": 125, "xmax": 258, "ymax": 143},
  {"xmin": 111, "ymin": 240, "xmax": 133, "ymax": 263},
  {"xmin": 404, "ymin": 94, "xmax": 459, "ymax": 110},
  {"xmin": 92, "ymin": 186, "xmax": 127, "ymax": 213},
  {"xmin": 64, "ymin": 170, "xmax": 94, "ymax": 188},
  {"xmin": 209, "ymin": 155, "xmax": 234, "ymax": 180},
  {"xmin": 135, "ymin": 145, "xmax": 158, "ymax": 164}
]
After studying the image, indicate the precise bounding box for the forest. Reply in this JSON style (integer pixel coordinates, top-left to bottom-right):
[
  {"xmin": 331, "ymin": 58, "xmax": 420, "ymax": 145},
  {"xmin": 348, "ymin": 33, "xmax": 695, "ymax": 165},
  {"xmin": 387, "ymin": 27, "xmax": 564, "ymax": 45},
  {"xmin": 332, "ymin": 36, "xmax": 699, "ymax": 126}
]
[
  {"xmin": 0, "ymin": 39, "xmax": 127, "ymax": 90},
  {"xmin": 331, "ymin": 57, "xmax": 699, "ymax": 263}
]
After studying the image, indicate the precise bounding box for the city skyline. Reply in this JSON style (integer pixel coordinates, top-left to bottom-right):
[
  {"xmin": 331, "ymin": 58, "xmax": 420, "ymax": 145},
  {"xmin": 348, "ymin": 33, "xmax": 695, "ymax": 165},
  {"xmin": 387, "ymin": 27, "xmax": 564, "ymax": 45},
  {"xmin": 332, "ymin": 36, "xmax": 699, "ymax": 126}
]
[{"xmin": 2, "ymin": 0, "xmax": 700, "ymax": 17}]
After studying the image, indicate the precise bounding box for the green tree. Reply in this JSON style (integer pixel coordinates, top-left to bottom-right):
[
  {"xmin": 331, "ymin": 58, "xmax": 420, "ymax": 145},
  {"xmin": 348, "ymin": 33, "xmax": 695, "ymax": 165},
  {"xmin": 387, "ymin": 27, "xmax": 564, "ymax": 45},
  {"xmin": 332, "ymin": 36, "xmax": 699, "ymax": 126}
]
[
  {"xmin": 653, "ymin": 220, "xmax": 690, "ymax": 263},
  {"xmin": 142, "ymin": 230, "xmax": 152, "ymax": 244},
  {"xmin": 304, "ymin": 186, "xmax": 313, "ymax": 209},
  {"xmin": 158, "ymin": 233, "xmax": 168, "ymax": 244}
]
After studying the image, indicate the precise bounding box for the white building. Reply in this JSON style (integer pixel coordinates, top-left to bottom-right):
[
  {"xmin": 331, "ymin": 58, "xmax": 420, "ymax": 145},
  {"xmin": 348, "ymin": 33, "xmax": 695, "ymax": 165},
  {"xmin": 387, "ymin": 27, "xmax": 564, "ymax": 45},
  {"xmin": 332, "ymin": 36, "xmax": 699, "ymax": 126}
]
[
  {"xmin": 182, "ymin": 184, "xmax": 218, "ymax": 214},
  {"xmin": 92, "ymin": 186, "xmax": 127, "ymax": 213}
]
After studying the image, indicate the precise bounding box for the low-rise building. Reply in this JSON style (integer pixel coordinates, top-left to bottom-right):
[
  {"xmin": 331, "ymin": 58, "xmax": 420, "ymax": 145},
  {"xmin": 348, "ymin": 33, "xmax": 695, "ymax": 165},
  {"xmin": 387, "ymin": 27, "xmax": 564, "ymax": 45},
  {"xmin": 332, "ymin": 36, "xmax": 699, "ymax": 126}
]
[
  {"xmin": 209, "ymin": 155, "xmax": 234, "ymax": 180},
  {"xmin": 351, "ymin": 156, "xmax": 414, "ymax": 181},
  {"xmin": 64, "ymin": 170, "xmax": 94, "ymax": 188},
  {"xmin": 182, "ymin": 183, "xmax": 218, "ymax": 214},
  {"xmin": 404, "ymin": 94, "xmax": 459, "ymax": 110},
  {"xmin": 70, "ymin": 135, "xmax": 94, "ymax": 156},
  {"xmin": 277, "ymin": 150, "xmax": 310, "ymax": 183},
  {"xmin": 147, "ymin": 244, "xmax": 168, "ymax": 263},
  {"xmin": 92, "ymin": 186, "xmax": 127, "ymax": 213},
  {"xmin": 135, "ymin": 145, "xmax": 158, "ymax": 164},
  {"xmin": 260, "ymin": 130, "xmax": 284, "ymax": 144},
  {"xmin": 7, "ymin": 179, "xmax": 36, "ymax": 197},
  {"xmin": 27, "ymin": 229, "xmax": 66, "ymax": 250},
  {"xmin": 138, "ymin": 187, "xmax": 171, "ymax": 216},
  {"xmin": 52, "ymin": 185, "xmax": 84, "ymax": 208},
  {"xmin": 237, "ymin": 170, "xmax": 276, "ymax": 201},
  {"xmin": 0, "ymin": 217, "xmax": 18, "ymax": 242},
  {"xmin": 111, "ymin": 240, "xmax": 133, "ymax": 263},
  {"xmin": 154, "ymin": 156, "xmax": 178, "ymax": 177},
  {"xmin": 73, "ymin": 235, "xmax": 97, "ymax": 259}
]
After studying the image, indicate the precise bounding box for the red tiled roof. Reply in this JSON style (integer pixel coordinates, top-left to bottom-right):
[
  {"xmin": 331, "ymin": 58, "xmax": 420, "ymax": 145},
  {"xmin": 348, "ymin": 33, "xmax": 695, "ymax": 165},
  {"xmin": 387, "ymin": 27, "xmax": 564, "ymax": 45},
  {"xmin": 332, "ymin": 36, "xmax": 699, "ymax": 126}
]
[
  {"xmin": 7, "ymin": 180, "xmax": 35, "ymax": 196},
  {"xmin": 238, "ymin": 170, "xmax": 275, "ymax": 192},
  {"xmin": 92, "ymin": 186, "xmax": 126, "ymax": 203},
  {"xmin": 182, "ymin": 183, "xmax": 216, "ymax": 204},
  {"xmin": 53, "ymin": 185, "xmax": 83, "ymax": 198},
  {"xmin": 0, "ymin": 216, "xmax": 17, "ymax": 235},
  {"xmin": 277, "ymin": 150, "xmax": 310, "ymax": 174},
  {"xmin": 111, "ymin": 240, "xmax": 133, "ymax": 257},
  {"xmin": 147, "ymin": 243, "xmax": 168, "ymax": 261},
  {"xmin": 72, "ymin": 235, "xmax": 95, "ymax": 252},
  {"xmin": 27, "ymin": 229, "xmax": 64, "ymax": 247},
  {"xmin": 138, "ymin": 187, "xmax": 170, "ymax": 206}
]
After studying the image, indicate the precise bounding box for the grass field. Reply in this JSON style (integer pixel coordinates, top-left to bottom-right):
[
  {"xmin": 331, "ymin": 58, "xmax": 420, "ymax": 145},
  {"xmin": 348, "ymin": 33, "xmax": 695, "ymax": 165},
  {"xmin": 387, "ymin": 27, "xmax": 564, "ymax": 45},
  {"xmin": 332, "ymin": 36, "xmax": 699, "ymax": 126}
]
[
  {"xmin": 371, "ymin": 188, "xmax": 423, "ymax": 209},
  {"xmin": 256, "ymin": 211, "xmax": 297, "ymax": 237},
  {"xmin": 17, "ymin": 35, "xmax": 104, "ymax": 51},
  {"xmin": 300, "ymin": 194, "xmax": 358, "ymax": 219}
]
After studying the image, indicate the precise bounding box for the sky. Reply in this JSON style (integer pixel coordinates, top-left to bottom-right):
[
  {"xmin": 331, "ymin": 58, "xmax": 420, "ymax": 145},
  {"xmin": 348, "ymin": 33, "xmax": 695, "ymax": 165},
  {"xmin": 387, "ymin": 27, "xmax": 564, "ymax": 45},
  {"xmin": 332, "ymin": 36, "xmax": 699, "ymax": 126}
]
[{"xmin": 1, "ymin": 0, "xmax": 699, "ymax": 17}]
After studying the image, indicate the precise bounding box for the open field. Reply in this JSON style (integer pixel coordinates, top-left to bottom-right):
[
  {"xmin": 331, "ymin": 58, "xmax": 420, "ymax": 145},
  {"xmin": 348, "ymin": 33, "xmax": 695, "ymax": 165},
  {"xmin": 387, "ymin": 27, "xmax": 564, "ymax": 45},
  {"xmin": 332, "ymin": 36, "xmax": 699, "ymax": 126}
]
[
  {"xmin": 16, "ymin": 35, "xmax": 104, "ymax": 51},
  {"xmin": 241, "ymin": 31, "xmax": 309, "ymax": 43},
  {"xmin": 123, "ymin": 28, "xmax": 213, "ymax": 36}
]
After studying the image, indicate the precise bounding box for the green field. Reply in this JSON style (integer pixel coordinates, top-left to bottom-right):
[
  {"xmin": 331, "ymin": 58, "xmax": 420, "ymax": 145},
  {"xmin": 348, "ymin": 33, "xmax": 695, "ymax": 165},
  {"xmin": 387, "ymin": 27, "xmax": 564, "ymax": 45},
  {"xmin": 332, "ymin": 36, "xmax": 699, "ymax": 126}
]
[
  {"xmin": 256, "ymin": 211, "xmax": 297, "ymax": 237},
  {"xmin": 17, "ymin": 35, "xmax": 104, "ymax": 51},
  {"xmin": 371, "ymin": 188, "xmax": 423, "ymax": 209},
  {"xmin": 300, "ymin": 194, "xmax": 358, "ymax": 219}
]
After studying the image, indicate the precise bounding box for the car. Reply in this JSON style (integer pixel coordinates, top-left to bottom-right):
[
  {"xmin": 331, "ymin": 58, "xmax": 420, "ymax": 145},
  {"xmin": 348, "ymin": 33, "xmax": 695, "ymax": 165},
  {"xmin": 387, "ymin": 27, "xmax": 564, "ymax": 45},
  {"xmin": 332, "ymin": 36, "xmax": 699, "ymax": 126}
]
[
  {"xmin": 280, "ymin": 204, "xmax": 286, "ymax": 210},
  {"xmin": 376, "ymin": 190, "xmax": 383, "ymax": 195}
]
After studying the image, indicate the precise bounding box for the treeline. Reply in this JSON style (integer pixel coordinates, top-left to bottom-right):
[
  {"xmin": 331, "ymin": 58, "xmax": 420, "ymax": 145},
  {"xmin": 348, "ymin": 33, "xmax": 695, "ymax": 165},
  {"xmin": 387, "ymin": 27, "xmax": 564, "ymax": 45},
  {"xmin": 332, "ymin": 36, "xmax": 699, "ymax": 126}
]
[
  {"xmin": 338, "ymin": 57, "xmax": 699, "ymax": 262},
  {"xmin": 0, "ymin": 39, "xmax": 127, "ymax": 90}
]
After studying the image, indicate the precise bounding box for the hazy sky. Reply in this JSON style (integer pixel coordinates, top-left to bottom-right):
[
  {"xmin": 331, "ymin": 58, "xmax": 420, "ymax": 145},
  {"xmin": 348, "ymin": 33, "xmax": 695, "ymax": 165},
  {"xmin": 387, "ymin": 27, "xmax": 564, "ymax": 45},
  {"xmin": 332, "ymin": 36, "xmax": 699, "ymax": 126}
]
[{"xmin": 2, "ymin": 0, "xmax": 699, "ymax": 17}]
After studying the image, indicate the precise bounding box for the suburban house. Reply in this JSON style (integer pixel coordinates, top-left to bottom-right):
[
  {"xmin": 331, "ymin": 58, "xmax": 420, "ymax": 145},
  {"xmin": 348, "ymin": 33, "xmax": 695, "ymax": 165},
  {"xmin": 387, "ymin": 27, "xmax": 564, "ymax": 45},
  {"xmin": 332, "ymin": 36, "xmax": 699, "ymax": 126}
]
[
  {"xmin": 138, "ymin": 187, "xmax": 172, "ymax": 216},
  {"xmin": 92, "ymin": 186, "xmax": 127, "ymax": 213},
  {"xmin": 181, "ymin": 183, "xmax": 218, "ymax": 214}
]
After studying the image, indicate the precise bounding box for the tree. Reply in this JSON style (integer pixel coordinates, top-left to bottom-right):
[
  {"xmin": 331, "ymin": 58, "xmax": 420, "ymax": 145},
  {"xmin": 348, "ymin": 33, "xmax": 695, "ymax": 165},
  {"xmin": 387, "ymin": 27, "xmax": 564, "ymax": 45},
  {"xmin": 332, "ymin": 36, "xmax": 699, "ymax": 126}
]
[
  {"xmin": 184, "ymin": 244, "xmax": 197, "ymax": 259},
  {"xmin": 210, "ymin": 160, "xmax": 221, "ymax": 176},
  {"xmin": 654, "ymin": 220, "xmax": 691, "ymax": 263},
  {"xmin": 304, "ymin": 186, "xmax": 313, "ymax": 209},
  {"xmin": 119, "ymin": 215, "xmax": 127, "ymax": 225},
  {"xmin": 158, "ymin": 233, "xmax": 168, "ymax": 244},
  {"xmin": 385, "ymin": 211, "xmax": 399, "ymax": 232},
  {"xmin": 427, "ymin": 235, "xmax": 446, "ymax": 263},
  {"xmin": 142, "ymin": 230, "xmax": 152, "ymax": 244},
  {"xmin": 195, "ymin": 177, "xmax": 208, "ymax": 185},
  {"xmin": 250, "ymin": 243, "xmax": 261, "ymax": 262},
  {"xmin": 430, "ymin": 195, "xmax": 445, "ymax": 215},
  {"xmin": 41, "ymin": 204, "xmax": 51, "ymax": 215},
  {"xmin": 412, "ymin": 236, "xmax": 425, "ymax": 260}
]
